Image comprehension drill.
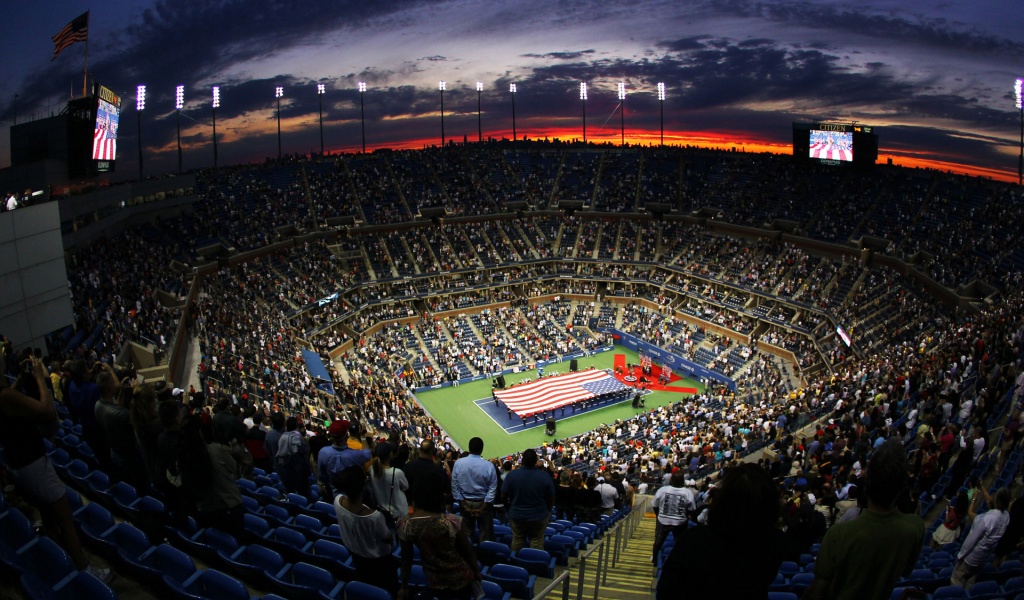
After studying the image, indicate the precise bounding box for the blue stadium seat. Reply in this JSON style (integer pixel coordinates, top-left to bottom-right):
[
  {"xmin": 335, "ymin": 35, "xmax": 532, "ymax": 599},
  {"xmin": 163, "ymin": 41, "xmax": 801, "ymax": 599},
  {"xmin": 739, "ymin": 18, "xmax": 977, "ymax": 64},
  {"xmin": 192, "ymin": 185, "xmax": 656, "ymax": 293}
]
[
  {"xmin": 544, "ymin": 535, "xmax": 576, "ymax": 565},
  {"xmin": 307, "ymin": 538, "xmax": 357, "ymax": 582},
  {"xmin": 482, "ymin": 564, "xmax": 536, "ymax": 599},
  {"xmin": 121, "ymin": 543, "xmax": 196, "ymax": 586},
  {"xmin": 0, "ymin": 507, "xmax": 37, "ymax": 571},
  {"xmin": 481, "ymin": 579, "xmax": 513, "ymax": 600},
  {"xmin": 967, "ymin": 580, "xmax": 1002, "ymax": 600},
  {"xmin": 263, "ymin": 526, "xmax": 313, "ymax": 563},
  {"xmin": 343, "ymin": 581, "xmax": 393, "ymax": 600},
  {"xmin": 219, "ymin": 543, "xmax": 287, "ymax": 587},
  {"xmin": 164, "ymin": 567, "xmax": 252, "ymax": 600},
  {"xmin": 932, "ymin": 585, "xmax": 968, "ymax": 599},
  {"xmin": 74, "ymin": 502, "xmax": 117, "ymax": 554},
  {"xmin": 476, "ymin": 541, "xmax": 512, "ymax": 567},
  {"xmin": 510, "ymin": 547, "xmax": 556, "ymax": 578},
  {"xmin": 267, "ymin": 561, "xmax": 344, "ymax": 600}
]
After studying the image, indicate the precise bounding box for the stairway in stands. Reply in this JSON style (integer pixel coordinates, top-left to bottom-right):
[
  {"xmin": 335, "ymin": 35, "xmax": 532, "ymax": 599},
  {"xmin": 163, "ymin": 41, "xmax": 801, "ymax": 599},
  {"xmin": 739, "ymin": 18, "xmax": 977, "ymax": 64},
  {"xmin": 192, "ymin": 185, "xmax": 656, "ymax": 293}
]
[{"xmin": 543, "ymin": 509, "xmax": 658, "ymax": 600}]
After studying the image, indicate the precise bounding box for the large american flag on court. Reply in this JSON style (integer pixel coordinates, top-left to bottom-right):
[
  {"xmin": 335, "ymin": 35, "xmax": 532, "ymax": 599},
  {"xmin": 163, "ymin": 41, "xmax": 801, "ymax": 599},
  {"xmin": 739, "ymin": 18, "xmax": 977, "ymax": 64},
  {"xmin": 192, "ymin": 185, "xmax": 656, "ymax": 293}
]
[
  {"xmin": 495, "ymin": 369, "xmax": 629, "ymax": 416},
  {"xmin": 52, "ymin": 12, "xmax": 89, "ymax": 61}
]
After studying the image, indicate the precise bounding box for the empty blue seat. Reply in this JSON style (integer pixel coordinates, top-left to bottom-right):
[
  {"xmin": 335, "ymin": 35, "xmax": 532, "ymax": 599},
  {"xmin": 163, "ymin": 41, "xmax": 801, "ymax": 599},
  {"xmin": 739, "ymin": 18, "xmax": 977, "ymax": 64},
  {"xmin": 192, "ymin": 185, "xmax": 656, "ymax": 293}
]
[
  {"xmin": 343, "ymin": 580, "xmax": 393, "ymax": 600},
  {"xmin": 11, "ymin": 536, "xmax": 75, "ymax": 591},
  {"xmin": 967, "ymin": 580, "xmax": 1002, "ymax": 600},
  {"xmin": 307, "ymin": 538, "xmax": 357, "ymax": 581},
  {"xmin": 510, "ymin": 547, "xmax": 555, "ymax": 578},
  {"xmin": 121, "ymin": 543, "xmax": 196, "ymax": 586},
  {"xmin": 0, "ymin": 507, "xmax": 37, "ymax": 571},
  {"xmin": 219, "ymin": 543, "xmax": 287, "ymax": 587},
  {"xmin": 932, "ymin": 585, "xmax": 968, "ymax": 599},
  {"xmin": 164, "ymin": 567, "xmax": 252, "ymax": 600},
  {"xmin": 789, "ymin": 572, "xmax": 815, "ymax": 595},
  {"xmin": 109, "ymin": 481, "xmax": 139, "ymax": 517},
  {"xmin": 267, "ymin": 561, "xmax": 344, "ymax": 600},
  {"xmin": 107, "ymin": 522, "xmax": 152, "ymax": 566},
  {"xmin": 482, "ymin": 564, "xmax": 536, "ymax": 599},
  {"xmin": 263, "ymin": 526, "xmax": 313, "ymax": 563},
  {"xmin": 74, "ymin": 502, "xmax": 117, "ymax": 554},
  {"xmin": 481, "ymin": 579, "xmax": 513, "ymax": 600},
  {"xmin": 477, "ymin": 541, "xmax": 512, "ymax": 567}
]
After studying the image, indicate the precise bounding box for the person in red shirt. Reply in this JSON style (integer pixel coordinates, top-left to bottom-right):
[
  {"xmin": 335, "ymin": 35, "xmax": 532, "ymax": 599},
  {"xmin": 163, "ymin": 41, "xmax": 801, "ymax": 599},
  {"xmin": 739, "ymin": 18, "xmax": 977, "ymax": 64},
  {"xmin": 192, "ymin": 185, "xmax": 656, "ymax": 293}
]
[{"xmin": 938, "ymin": 424, "xmax": 957, "ymax": 473}]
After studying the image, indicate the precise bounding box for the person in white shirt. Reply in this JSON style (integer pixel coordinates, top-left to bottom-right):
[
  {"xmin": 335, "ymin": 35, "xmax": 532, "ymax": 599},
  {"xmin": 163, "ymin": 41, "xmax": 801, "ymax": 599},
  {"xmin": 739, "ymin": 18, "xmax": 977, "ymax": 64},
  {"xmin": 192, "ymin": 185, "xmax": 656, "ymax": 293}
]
[
  {"xmin": 651, "ymin": 472, "xmax": 695, "ymax": 562},
  {"xmin": 6, "ymin": 193, "xmax": 17, "ymax": 211}
]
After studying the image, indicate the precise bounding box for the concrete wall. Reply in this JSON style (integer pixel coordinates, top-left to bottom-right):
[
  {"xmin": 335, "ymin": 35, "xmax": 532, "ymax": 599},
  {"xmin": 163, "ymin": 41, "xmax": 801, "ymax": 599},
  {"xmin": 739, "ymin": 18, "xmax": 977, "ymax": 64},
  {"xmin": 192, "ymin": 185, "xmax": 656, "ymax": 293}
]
[{"xmin": 0, "ymin": 202, "xmax": 73, "ymax": 351}]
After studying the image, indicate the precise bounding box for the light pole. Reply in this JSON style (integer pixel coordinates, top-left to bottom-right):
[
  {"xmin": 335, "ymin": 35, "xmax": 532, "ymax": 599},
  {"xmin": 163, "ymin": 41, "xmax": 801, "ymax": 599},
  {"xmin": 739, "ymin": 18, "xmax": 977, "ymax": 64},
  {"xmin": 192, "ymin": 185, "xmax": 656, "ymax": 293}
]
[
  {"xmin": 618, "ymin": 81, "xmax": 626, "ymax": 147},
  {"xmin": 510, "ymin": 83, "xmax": 517, "ymax": 142},
  {"xmin": 317, "ymin": 83, "xmax": 325, "ymax": 155},
  {"xmin": 275, "ymin": 86, "xmax": 284, "ymax": 159},
  {"xmin": 476, "ymin": 81, "xmax": 483, "ymax": 142},
  {"xmin": 175, "ymin": 85, "xmax": 184, "ymax": 174},
  {"xmin": 657, "ymin": 82, "xmax": 665, "ymax": 147},
  {"xmin": 212, "ymin": 86, "xmax": 220, "ymax": 170},
  {"xmin": 358, "ymin": 82, "xmax": 366, "ymax": 153},
  {"xmin": 439, "ymin": 80, "xmax": 446, "ymax": 147},
  {"xmin": 580, "ymin": 82, "xmax": 587, "ymax": 143},
  {"xmin": 136, "ymin": 85, "xmax": 145, "ymax": 180},
  {"xmin": 1016, "ymin": 78, "xmax": 1023, "ymax": 186}
]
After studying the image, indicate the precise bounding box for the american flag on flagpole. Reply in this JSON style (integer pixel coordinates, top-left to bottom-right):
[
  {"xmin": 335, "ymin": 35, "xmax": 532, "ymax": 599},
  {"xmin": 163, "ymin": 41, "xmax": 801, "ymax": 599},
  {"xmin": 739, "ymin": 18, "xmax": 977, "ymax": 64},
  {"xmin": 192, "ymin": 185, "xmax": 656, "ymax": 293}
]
[
  {"xmin": 494, "ymin": 369, "xmax": 628, "ymax": 416},
  {"xmin": 52, "ymin": 11, "xmax": 89, "ymax": 61}
]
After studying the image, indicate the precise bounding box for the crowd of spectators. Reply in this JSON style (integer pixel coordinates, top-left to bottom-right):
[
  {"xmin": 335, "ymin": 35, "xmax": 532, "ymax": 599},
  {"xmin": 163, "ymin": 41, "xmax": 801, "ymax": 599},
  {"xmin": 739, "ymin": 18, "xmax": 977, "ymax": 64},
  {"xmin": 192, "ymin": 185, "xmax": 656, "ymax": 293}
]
[{"xmin": 7, "ymin": 143, "xmax": 1024, "ymax": 597}]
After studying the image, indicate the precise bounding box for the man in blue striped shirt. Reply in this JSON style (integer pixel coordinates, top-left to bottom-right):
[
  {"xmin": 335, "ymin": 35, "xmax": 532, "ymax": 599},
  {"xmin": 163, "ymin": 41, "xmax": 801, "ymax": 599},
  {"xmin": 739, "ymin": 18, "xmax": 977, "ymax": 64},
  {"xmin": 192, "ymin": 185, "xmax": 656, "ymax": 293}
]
[{"xmin": 451, "ymin": 437, "xmax": 498, "ymax": 543}]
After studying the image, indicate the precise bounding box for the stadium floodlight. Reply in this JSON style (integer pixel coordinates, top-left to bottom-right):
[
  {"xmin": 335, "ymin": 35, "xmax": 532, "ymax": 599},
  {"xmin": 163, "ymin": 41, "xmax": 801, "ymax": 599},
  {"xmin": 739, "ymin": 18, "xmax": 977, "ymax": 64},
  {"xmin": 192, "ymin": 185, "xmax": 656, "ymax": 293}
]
[
  {"xmin": 439, "ymin": 81, "xmax": 447, "ymax": 147},
  {"xmin": 1017, "ymin": 78, "xmax": 1023, "ymax": 186},
  {"xmin": 175, "ymin": 85, "xmax": 184, "ymax": 173},
  {"xmin": 212, "ymin": 86, "xmax": 220, "ymax": 170},
  {"xmin": 477, "ymin": 82, "xmax": 483, "ymax": 142},
  {"xmin": 317, "ymin": 83, "xmax": 326, "ymax": 155},
  {"xmin": 618, "ymin": 82, "xmax": 626, "ymax": 146},
  {"xmin": 510, "ymin": 83, "xmax": 517, "ymax": 142},
  {"xmin": 275, "ymin": 86, "xmax": 283, "ymax": 159},
  {"xmin": 580, "ymin": 82, "xmax": 588, "ymax": 143},
  {"xmin": 136, "ymin": 85, "xmax": 145, "ymax": 180},
  {"xmin": 358, "ymin": 82, "xmax": 366, "ymax": 153},
  {"xmin": 657, "ymin": 82, "xmax": 666, "ymax": 146}
]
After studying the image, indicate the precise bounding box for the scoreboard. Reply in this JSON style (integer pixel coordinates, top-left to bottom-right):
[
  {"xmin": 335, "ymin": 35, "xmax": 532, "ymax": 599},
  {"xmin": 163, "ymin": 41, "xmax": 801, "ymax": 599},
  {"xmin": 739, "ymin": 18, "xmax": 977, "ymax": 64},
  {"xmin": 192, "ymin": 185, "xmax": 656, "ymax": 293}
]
[
  {"xmin": 793, "ymin": 122, "xmax": 877, "ymax": 168},
  {"xmin": 92, "ymin": 84, "xmax": 120, "ymax": 173}
]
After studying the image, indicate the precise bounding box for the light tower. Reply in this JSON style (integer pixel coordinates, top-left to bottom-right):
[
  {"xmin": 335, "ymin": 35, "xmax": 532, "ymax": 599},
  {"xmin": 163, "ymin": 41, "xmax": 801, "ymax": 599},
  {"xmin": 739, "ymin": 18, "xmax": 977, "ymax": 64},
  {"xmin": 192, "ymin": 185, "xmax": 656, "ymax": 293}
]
[
  {"xmin": 358, "ymin": 82, "xmax": 366, "ymax": 153},
  {"xmin": 618, "ymin": 81, "xmax": 626, "ymax": 147},
  {"xmin": 317, "ymin": 83, "xmax": 326, "ymax": 155},
  {"xmin": 275, "ymin": 86, "xmax": 284, "ymax": 159},
  {"xmin": 1016, "ymin": 78, "xmax": 1023, "ymax": 186},
  {"xmin": 439, "ymin": 80, "xmax": 447, "ymax": 147},
  {"xmin": 657, "ymin": 82, "xmax": 666, "ymax": 147},
  {"xmin": 175, "ymin": 85, "xmax": 184, "ymax": 174},
  {"xmin": 136, "ymin": 85, "xmax": 145, "ymax": 180},
  {"xmin": 212, "ymin": 86, "xmax": 220, "ymax": 169},
  {"xmin": 510, "ymin": 83, "xmax": 517, "ymax": 142},
  {"xmin": 580, "ymin": 82, "xmax": 588, "ymax": 143},
  {"xmin": 476, "ymin": 82, "xmax": 483, "ymax": 142}
]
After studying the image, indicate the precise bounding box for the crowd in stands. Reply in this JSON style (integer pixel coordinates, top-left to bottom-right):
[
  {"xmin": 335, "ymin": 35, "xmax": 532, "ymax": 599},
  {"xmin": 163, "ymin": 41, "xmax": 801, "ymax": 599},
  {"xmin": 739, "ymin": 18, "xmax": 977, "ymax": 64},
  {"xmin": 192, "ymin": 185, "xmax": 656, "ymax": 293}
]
[{"xmin": 4, "ymin": 142, "xmax": 1024, "ymax": 597}]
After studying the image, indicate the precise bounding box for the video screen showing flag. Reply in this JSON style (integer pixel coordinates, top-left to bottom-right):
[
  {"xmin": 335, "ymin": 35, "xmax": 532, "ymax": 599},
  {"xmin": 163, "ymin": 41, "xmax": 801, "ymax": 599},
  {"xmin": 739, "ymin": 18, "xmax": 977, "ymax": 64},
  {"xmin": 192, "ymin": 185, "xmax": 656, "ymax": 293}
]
[
  {"xmin": 809, "ymin": 129, "xmax": 853, "ymax": 162},
  {"xmin": 92, "ymin": 85, "xmax": 121, "ymax": 164}
]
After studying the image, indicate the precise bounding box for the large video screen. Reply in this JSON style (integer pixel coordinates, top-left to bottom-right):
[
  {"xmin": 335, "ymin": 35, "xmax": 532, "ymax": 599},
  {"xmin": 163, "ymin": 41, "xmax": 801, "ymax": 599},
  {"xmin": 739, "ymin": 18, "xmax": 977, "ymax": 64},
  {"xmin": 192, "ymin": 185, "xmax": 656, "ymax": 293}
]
[
  {"xmin": 92, "ymin": 85, "xmax": 119, "ymax": 162},
  {"xmin": 809, "ymin": 129, "xmax": 853, "ymax": 162}
]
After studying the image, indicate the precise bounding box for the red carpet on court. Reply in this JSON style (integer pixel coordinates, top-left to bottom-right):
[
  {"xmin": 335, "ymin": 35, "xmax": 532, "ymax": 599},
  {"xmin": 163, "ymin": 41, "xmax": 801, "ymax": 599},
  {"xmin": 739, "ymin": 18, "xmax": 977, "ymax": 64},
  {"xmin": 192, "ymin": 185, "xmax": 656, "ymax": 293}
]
[{"xmin": 613, "ymin": 354, "xmax": 697, "ymax": 394}]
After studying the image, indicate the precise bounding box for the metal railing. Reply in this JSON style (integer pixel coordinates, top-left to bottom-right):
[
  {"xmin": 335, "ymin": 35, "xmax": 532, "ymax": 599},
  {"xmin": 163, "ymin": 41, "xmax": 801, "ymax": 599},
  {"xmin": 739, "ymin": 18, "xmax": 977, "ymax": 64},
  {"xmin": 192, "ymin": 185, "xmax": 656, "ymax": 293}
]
[{"xmin": 532, "ymin": 495, "xmax": 649, "ymax": 600}]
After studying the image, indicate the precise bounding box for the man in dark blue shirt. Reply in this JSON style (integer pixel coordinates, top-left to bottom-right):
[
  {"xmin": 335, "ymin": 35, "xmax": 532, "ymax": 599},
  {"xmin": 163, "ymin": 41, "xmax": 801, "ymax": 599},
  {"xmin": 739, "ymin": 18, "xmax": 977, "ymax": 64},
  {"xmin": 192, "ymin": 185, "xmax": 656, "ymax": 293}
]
[{"xmin": 502, "ymin": 448, "xmax": 555, "ymax": 551}]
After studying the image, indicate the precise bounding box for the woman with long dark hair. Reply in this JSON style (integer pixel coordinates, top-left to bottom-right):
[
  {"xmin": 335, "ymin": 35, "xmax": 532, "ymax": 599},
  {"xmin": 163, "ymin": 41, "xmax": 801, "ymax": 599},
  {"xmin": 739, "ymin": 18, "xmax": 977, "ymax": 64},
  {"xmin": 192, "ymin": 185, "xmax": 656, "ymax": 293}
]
[{"xmin": 656, "ymin": 463, "xmax": 788, "ymax": 599}]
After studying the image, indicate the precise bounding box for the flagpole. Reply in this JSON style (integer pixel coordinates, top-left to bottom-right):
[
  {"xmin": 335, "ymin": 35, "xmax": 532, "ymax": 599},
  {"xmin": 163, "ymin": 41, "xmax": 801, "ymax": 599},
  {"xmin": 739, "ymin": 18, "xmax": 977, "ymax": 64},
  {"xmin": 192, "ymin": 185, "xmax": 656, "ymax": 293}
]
[{"xmin": 83, "ymin": 34, "xmax": 88, "ymax": 97}]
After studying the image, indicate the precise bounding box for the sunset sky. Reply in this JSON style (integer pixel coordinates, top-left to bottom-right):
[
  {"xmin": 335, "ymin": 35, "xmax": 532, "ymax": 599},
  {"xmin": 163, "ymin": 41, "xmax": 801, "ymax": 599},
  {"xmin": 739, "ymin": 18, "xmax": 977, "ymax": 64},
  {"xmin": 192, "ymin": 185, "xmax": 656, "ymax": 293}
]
[{"xmin": 1, "ymin": 0, "xmax": 1022, "ymax": 182}]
